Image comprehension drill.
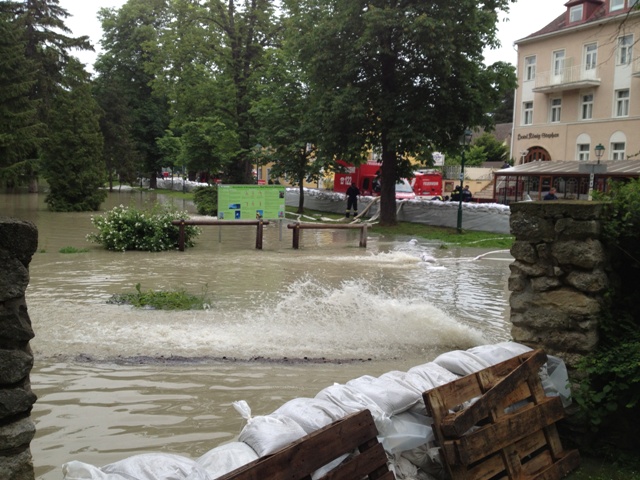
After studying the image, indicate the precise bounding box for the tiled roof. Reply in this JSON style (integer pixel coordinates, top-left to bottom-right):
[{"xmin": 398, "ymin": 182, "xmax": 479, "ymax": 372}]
[{"xmin": 518, "ymin": 1, "xmax": 620, "ymax": 42}]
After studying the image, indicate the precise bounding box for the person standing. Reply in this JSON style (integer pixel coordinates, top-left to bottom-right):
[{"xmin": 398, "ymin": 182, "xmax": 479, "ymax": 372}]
[{"xmin": 345, "ymin": 183, "xmax": 360, "ymax": 218}]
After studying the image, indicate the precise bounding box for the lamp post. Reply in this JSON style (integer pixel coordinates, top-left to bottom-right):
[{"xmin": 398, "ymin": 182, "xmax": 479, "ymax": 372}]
[
  {"xmin": 588, "ymin": 143, "xmax": 605, "ymax": 200},
  {"xmin": 456, "ymin": 128, "xmax": 473, "ymax": 234}
]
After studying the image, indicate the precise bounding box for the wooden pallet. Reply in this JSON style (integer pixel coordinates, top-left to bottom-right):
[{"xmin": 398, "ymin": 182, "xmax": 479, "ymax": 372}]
[
  {"xmin": 423, "ymin": 350, "xmax": 580, "ymax": 480},
  {"xmin": 217, "ymin": 409, "xmax": 394, "ymax": 480}
]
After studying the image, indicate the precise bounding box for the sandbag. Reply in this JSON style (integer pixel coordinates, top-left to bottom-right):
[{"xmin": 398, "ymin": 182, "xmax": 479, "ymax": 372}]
[
  {"xmin": 346, "ymin": 373, "xmax": 421, "ymax": 416},
  {"xmin": 63, "ymin": 453, "xmax": 212, "ymax": 480},
  {"xmin": 273, "ymin": 397, "xmax": 346, "ymax": 434},
  {"xmin": 432, "ymin": 350, "xmax": 492, "ymax": 376},
  {"xmin": 407, "ymin": 362, "xmax": 460, "ymax": 389},
  {"xmin": 233, "ymin": 400, "xmax": 307, "ymax": 457},
  {"xmin": 467, "ymin": 342, "xmax": 532, "ymax": 365},
  {"xmin": 196, "ymin": 442, "xmax": 258, "ymax": 478},
  {"xmin": 314, "ymin": 383, "xmax": 393, "ymax": 436}
]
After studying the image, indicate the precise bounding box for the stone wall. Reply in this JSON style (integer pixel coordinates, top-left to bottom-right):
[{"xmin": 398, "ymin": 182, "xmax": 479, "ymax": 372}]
[
  {"xmin": 508, "ymin": 202, "xmax": 609, "ymax": 369},
  {"xmin": 0, "ymin": 217, "xmax": 38, "ymax": 480}
]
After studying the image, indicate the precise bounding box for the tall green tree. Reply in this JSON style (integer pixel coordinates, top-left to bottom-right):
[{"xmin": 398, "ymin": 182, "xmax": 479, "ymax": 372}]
[
  {"xmin": 474, "ymin": 132, "xmax": 509, "ymax": 163},
  {"xmin": 41, "ymin": 60, "xmax": 107, "ymax": 211},
  {"xmin": 17, "ymin": 0, "xmax": 93, "ymax": 191},
  {"xmin": 95, "ymin": 0, "xmax": 170, "ymax": 189},
  {"xmin": 0, "ymin": 3, "xmax": 44, "ymax": 188},
  {"xmin": 284, "ymin": 0, "xmax": 517, "ymax": 225},
  {"xmin": 202, "ymin": 0, "xmax": 280, "ymax": 184},
  {"xmin": 251, "ymin": 47, "xmax": 327, "ymax": 213}
]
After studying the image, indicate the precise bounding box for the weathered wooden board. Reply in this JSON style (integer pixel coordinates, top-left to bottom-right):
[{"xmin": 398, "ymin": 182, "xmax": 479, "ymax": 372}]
[
  {"xmin": 218, "ymin": 409, "xmax": 392, "ymax": 480},
  {"xmin": 423, "ymin": 349, "xmax": 580, "ymax": 480}
]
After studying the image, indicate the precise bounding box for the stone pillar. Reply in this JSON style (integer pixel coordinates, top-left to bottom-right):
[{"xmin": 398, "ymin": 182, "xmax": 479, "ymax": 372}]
[
  {"xmin": 0, "ymin": 217, "xmax": 38, "ymax": 480},
  {"xmin": 508, "ymin": 202, "xmax": 609, "ymax": 370}
]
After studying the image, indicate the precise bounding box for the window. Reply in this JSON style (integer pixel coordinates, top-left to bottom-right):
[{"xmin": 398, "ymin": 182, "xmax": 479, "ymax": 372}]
[
  {"xmin": 550, "ymin": 98, "xmax": 562, "ymax": 123},
  {"xmin": 611, "ymin": 0, "xmax": 625, "ymax": 11},
  {"xmin": 525, "ymin": 56, "xmax": 536, "ymax": 81},
  {"xmin": 581, "ymin": 93, "xmax": 594, "ymax": 120},
  {"xmin": 630, "ymin": 0, "xmax": 639, "ymax": 7},
  {"xmin": 612, "ymin": 142, "xmax": 625, "ymax": 160},
  {"xmin": 578, "ymin": 144, "xmax": 590, "ymax": 161},
  {"xmin": 523, "ymin": 101, "xmax": 533, "ymax": 125},
  {"xmin": 618, "ymin": 35, "xmax": 633, "ymax": 65},
  {"xmin": 615, "ymin": 89, "xmax": 630, "ymax": 117},
  {"xmin": 584, "ymin": 43, "xmax": 597, "ymax": 70},
  {"xmin": 570, "ymin": 4, "xmax": 583, "ymax": 22},
  {"xmin": 553, "ymin": 50, "xmax": 565, "ymax": 76}
]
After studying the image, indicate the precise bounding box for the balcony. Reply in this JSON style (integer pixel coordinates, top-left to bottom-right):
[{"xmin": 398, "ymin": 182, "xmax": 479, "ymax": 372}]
[{"xmin": 532, "ymin": 63, "xmax": 601, "ymax": 94}]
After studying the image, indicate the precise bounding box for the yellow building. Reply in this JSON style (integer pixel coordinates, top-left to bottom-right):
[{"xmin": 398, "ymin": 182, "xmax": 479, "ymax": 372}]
[{"xmin": 500, "ymin": 0, "xmax": 640, "ymax": 202}]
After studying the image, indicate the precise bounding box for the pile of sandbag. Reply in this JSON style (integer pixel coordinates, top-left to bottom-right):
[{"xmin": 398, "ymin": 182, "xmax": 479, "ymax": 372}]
[{"xmin": 62, "ymin": 342, "xmax": 570, "ymax": 480}]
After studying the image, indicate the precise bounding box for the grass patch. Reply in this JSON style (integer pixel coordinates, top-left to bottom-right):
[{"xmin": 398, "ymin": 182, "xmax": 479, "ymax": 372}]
[
  {"xmin": 59, "ymin": 246, "xmax": 90, "ymax": 254},
  {"xmin": 566, "ymin": 455, "xmax": 640, "ymax": 479},
  {"xmin": 107, "ymin": 283, "xmax": 210, "ymax": 310},
  {"xmin": 285, "ymin": 206, "xmax": 514, "ymax": 249}
]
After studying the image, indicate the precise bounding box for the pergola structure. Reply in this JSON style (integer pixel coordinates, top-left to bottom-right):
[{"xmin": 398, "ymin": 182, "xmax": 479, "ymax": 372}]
[{"xmin": 493, "ymin": 159, "xmax": 640, "ymax": 204}]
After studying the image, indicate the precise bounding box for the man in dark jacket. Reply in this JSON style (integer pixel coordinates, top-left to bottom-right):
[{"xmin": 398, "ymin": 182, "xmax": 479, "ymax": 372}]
[{"xmin": 345, "ymin": 183, "xmax": 360, "ymax": 218}]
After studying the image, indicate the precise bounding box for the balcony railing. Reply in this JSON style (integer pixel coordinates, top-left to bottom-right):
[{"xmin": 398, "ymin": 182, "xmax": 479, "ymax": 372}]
[{"xmin": 533, "ymin": 63, "xmax": 601, "ymax": 93}]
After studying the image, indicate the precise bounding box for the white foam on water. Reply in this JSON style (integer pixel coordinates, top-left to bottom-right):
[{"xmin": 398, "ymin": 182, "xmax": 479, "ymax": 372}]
[{"xmin": 30, "ymin": 276, "xmax": 487, "ymax": 362}]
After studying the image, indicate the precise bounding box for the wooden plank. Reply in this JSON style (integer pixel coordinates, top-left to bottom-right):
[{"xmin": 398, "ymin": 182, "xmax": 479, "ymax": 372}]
[
  {"xmin": 456, "ymin": 396, "xmax": 566, "ymax": 465},
  {"xmin": 218, "ymin": 410, "xmax": 390, "ymax": 480},
  {"xmin": 529, "ymin": 450, "xmax": 581, "ymax": 480},
  {"xmin": 320, "ymin": 443, "xmax": 390, "ymax": 480},
  {"xmin": 441, "ymin": 351, "xmax": 547, "ymax": 437}
]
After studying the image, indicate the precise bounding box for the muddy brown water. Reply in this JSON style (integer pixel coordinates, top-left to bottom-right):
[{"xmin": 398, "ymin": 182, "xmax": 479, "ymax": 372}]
[{"xmin": 1, "ymin": 190, "xmax": 513, "ymax": 479}]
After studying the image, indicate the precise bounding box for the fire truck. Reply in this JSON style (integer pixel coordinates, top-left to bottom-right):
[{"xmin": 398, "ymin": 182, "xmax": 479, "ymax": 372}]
[{"xmin": 334, "ymin": 161, "xmax": 443, "ymax": 200}]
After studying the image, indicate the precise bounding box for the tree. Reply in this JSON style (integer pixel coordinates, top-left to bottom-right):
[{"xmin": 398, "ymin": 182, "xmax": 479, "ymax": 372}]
[
  {"xmin": 3, "ymin": 0, "xmax": 91, "ymax": 191},
  {"xmin": 251, "ymin": 46, "xmax": 328, "ymax": 213},
  {"xmin": 41, "ymin": 60, "xmax": 107, "ymax": 211},
  {"xmin": 95, "ymin": 0, "xmax": 170, "ymax": 189},
  {"xmin": 284, "ymin": 0, "xmax": 517, "ymax": 225},
  {"xmin": 473, "ymin": 132, "xmax": 509, "ymax": 163},
  {"xmin": 0, "ymin": 3, "xmax": 44, "ymax": 188}
]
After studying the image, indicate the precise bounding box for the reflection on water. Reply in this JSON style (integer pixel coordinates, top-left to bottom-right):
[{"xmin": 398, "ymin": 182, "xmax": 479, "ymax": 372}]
[{"xmin": 1, "ymin": 191, "xmax": 513, "ymax": 479}]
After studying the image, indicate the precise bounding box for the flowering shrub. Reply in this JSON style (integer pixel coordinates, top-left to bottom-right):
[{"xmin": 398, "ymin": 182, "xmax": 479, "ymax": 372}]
[{"xmin": 87, "ymin": 204, "xmax": 201, "ymax": 251}]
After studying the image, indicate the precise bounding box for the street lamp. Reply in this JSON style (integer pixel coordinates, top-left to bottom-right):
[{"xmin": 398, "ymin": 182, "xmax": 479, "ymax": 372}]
[
  {"xmin": 588, "ymin": 144, "xmax": 606, "ymax": 200},
  {"xmin": 456, "ymin": 128, "xmax": 473, "ymax": 234}
]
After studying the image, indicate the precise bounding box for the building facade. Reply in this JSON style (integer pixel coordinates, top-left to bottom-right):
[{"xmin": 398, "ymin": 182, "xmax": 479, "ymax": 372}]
[{"xmin": 512, "ymin": 0, "xmax": 640, "ymax": 166}]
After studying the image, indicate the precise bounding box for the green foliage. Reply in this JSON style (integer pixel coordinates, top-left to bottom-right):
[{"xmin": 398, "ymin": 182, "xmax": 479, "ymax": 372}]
[
  {"xmin": 574, "ymin": 179, "xmax": 640, "ymax": 436},
  {"xmin": 87, "ymin": 203, "xmax": 201, "ymax": 252},
  {"xmin": 59, "ymin": 246, "xmax": 89, "ymax": 253},
  {"xmin": 107, "ymin": 283, "xmax": 210, "ymax": 310},
  {"xmin": 41, "ymin": 60, "xmax": 107, "ymax": 211},
  {"xmin": 192, "ymin": 185, "xmax": 218, "ymax": 216},
  {"xmin": 283, "ymin": 0, "xmax": 517, "ymax": 225},
  {"xmin": 473, "ymin": 132, "xmax": 509, "ymax": 163},
  {"xmin": 0, "ymin": 6, "xmax": 44, "ymax": 187}
]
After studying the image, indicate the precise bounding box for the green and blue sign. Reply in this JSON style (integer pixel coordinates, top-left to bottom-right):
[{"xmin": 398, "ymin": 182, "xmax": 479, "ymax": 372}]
[{"xmin": 217, "ymin": 185, "xmax": 285, "ymax": 220}]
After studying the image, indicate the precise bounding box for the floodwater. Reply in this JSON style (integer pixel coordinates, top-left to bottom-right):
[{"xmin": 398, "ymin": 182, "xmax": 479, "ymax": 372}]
[{"xmin": 1, "ymin": 190, "xmax": 514, "ymax": 479}]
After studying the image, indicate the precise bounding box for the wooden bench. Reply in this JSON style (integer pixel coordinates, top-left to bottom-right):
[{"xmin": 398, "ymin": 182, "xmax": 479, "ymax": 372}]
[
  {"xmin": 423, "ymin": 350, "xmax": 580, "ymax": 480},
  {"xmin": 172, "ymin": 219, "xmax": 269, "ymax": 251},
  {"xmin": 217, "ymin": 409, "xmax": 393, "ymax": 480},
  {"xmin": 287, "ymin": 222, "xmax": 368, "ymax": 249}
]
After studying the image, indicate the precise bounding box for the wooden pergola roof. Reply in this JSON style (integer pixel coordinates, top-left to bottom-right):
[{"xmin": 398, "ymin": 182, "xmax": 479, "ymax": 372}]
[{"xmin": 495, "ymin": 160, "xmax": 640, "ymax": 178}]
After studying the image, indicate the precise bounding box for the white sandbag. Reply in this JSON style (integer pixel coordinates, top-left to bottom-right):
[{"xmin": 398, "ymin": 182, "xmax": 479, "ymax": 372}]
[
  {"xmin": 64, "ymin": 453, "xmax": 212, "ymax": 480},
  {"xmin": 378, "ymin": 411, "xmax": 434, "ymax": 454},
  {"xmin": 400, "ymin": 442, "xmax": 446, "ymax": 479},
  {"xmin": 406, "ymin": 362, "xmax": 460, "ymax": 390},
  {"xmin": 314, "ymin": 383, "xmax": 393, "ymax": 436},
  {"xmin": 347, "ymin": 373, "xmax": 421, "ymax": 416},
  {"xmin": 273, "ymin": 397, "xmax": 346, "ymax": 434},
  {"xmin": 233, "ymin": 400, "xmax": 307, "ymax": 457},
  {"xmin": 63, "ymin": 461, "xmax": 127, "ymax": 480},
  {"xmin": 432, "ymin": 350, "xmax": 492, "ymax": 376},
  {"xmin": 196, "ymin": 442, "xmax": 258, "ymax": 478},
  {"xmin": 467, "ymin": 342, "xmax": 532, "ymax": 366}
]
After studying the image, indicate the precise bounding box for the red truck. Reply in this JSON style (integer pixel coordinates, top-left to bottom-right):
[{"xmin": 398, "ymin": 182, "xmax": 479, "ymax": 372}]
[{"xmin": 334, "ymin": 162, "xmax": 442, "ymax": 199}]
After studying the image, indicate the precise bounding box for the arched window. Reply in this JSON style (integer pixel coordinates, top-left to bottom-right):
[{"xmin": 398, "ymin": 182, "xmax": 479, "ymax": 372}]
[{"xmin": 522, "ymin": 146, "xmax": 551, "ymax": 163}]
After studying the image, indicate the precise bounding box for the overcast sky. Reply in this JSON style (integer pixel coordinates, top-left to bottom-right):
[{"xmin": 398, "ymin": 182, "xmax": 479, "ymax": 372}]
[{"xmin": 58, "ymin": 0, "xmax": 565, "ymax": 72}]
